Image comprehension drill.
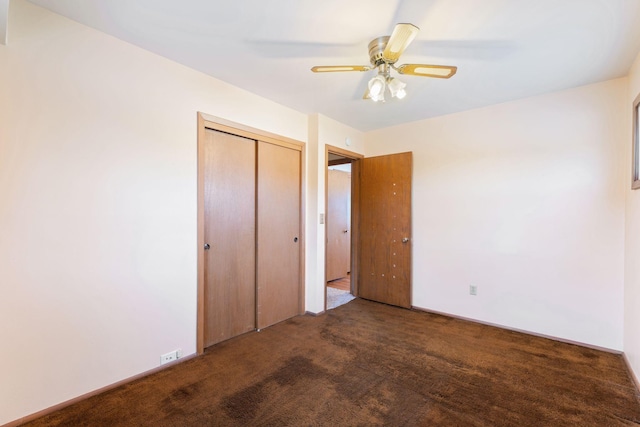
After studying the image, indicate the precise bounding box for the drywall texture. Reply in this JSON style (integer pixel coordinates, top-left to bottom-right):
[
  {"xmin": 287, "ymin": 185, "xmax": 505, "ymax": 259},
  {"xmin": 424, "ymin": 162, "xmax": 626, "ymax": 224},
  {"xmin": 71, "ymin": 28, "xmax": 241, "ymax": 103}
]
[
  {"xmin": 365, "ymin": 79, "xmax": 627, "ymax": 351},
  {"xmin": 306, "ymin": 114, "xmax": 364, "ymax": 314},
  {"xmin": 0, "ymin": 1, "xmax": 307, "ymax": 424},
  {"xmin": 625, "ymin": 51, "xmax": 640, "ymax": 384}
]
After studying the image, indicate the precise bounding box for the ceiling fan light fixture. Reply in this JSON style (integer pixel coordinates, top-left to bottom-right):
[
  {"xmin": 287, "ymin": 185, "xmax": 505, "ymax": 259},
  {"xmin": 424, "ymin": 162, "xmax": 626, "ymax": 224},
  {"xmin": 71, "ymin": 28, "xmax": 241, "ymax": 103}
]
[
  {"xmin": 311, "ymin": 22, "xmax": 458, "ymax": 103},
  {"xmin": 388, "ymin": 77, "xmax": 407, "ymax": 99},
  {"xmin": 371, "ymin": 90, "xmax": 385, "ymax": 103},
  {"xmin": 368, "ymin": 75, "xmax": 386, "ymax": 101}
]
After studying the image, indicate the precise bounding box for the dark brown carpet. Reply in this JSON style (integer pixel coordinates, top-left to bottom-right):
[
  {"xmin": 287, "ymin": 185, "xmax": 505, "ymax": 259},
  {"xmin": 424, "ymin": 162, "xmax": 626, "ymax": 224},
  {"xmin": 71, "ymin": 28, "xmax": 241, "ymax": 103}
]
[{"xmin": 25, "ymin": 299, "xmax": 640, "ymax": 426}]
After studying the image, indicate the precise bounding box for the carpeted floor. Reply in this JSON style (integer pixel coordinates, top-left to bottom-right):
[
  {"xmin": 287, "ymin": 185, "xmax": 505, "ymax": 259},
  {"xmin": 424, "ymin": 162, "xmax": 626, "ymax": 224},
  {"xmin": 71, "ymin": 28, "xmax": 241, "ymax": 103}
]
[{"xmin": 24, "ymin": 298, "xmax": 640, "ymax": 426}]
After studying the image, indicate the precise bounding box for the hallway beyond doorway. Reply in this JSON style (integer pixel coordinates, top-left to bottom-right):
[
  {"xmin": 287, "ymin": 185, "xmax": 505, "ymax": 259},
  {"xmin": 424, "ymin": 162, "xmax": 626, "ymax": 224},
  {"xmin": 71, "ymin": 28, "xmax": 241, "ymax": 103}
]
[{"xmin": 327, "ymin": 275, "xmax": 354, "ymax": 310}]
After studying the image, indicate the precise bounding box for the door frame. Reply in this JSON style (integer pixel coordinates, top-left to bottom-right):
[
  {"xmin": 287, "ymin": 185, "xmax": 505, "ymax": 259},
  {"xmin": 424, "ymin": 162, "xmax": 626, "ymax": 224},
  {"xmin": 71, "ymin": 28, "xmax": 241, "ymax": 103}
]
[
  {"xmin": 197, "ymin": 112, "xmax": 306, "ymax": 354},
  {"xmin": 324, "ymin": 145, "xmax": 364, "ymax": 310}
]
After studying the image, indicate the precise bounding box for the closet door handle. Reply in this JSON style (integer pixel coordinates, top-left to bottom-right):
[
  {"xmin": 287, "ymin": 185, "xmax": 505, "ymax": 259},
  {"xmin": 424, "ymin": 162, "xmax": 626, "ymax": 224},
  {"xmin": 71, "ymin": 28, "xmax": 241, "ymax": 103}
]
[
  {"xmin": 293, "ymin": 237, "xmax": 298, "ymax": 243},
  {"xmin": 204, "ymin": 243, "xmax": 211, "ymax": 250}
]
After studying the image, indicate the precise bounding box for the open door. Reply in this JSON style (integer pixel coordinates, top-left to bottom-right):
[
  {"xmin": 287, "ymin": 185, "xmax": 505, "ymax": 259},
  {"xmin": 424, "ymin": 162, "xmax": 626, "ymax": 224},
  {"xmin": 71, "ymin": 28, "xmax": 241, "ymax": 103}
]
[{"xmin": 357, "ymin": 152, "xmax": 412, "ymax": 308}]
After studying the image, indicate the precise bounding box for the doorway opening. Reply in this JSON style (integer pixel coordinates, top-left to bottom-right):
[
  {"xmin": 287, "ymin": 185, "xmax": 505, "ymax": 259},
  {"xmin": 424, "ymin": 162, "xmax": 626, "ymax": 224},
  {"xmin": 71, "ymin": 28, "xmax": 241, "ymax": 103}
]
[{"xmin": 325, "ymin": 146, "xmax": 363, "ymax": 311}]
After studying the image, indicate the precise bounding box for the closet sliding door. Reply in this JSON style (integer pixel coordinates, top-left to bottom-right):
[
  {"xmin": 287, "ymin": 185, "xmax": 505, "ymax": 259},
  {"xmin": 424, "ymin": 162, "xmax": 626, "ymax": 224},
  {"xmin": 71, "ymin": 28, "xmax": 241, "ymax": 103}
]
[
  {"xmin": 202, "ymin": 129, "xmax": 256, "ymax": 348},
  {"xmin": 198, "ymin": 113, "xmax": 305, "ymax": 353},
  {"xmin": 257, "ymin": 141, "xmax": 302, "ymax": 329}
]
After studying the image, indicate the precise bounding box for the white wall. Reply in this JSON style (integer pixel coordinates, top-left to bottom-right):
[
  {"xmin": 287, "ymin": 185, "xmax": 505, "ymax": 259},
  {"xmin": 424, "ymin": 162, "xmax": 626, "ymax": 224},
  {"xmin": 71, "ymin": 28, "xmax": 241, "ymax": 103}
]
[
  {"xmin": 305, "ymin": 114, "xmax": 364, "ymax": 314},
  {"xmin": 365, "ymin": 79, "xmax": 628, "ymax": 350},
  {"xmin": 0, "ymin": 1, "xmax": 307, "ymax": 424},
  {"xmin": 624, "ymin": 51, "xmax": 640, "ymax": 384}
]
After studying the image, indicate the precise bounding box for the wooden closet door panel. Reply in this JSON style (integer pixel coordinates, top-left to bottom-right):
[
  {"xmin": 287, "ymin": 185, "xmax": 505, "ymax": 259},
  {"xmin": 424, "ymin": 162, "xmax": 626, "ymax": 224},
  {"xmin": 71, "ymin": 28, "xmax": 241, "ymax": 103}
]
[
  {"xmin": 203, "ymin": 129, "xmax": 256, "ymax": 347},
  {"xmin": 257, "ymin": 141, "xmax": 301, "ymax": 329}
]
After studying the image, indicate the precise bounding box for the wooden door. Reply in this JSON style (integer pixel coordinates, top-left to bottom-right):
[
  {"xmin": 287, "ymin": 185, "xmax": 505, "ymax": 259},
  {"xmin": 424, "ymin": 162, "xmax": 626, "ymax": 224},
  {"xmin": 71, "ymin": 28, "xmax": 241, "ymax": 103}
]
[
  {"xmin": 257, "ymin": 141, "xmax": 302, "ymax": 329},
  {"xmin": 326, "ymin": 169, "xmax": 351, "ymax": 282},
  {"xmin": 203, "ymin": 129, "xmax": 256, "ymax": 347},
  {"xmin": 357, "ymin": 152, "xmax": 412, "ymax": 308}
]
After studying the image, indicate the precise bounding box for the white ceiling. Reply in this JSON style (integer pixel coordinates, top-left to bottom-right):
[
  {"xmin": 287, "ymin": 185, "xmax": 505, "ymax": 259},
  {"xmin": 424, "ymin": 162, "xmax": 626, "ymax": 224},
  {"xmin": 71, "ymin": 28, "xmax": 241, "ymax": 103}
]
[{"xmin": 26, "ymin": 0, "xmax": 640, "ymax": 131}]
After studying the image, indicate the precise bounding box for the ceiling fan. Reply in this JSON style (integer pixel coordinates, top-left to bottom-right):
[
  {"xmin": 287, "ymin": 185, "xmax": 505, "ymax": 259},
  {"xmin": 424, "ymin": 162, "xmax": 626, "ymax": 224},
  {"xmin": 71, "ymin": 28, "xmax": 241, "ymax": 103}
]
[{"xmin": 311, "ymin": 23, "xmax": 457, "ymax": 102}]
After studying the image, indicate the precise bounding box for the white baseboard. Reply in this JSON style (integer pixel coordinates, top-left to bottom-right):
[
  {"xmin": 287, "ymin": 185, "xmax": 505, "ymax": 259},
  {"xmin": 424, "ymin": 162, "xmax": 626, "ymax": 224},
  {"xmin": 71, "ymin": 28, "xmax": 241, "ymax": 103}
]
[{"xmin": 411, "ymin": 305, "xmax": 621, "ymax": 354}]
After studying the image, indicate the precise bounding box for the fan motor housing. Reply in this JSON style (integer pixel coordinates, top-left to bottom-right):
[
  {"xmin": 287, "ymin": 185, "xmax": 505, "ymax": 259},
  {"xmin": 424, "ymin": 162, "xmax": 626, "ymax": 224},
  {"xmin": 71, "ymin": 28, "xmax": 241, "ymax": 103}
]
[{"xmin": 368, "ymin": 36, "xmax": 390, "ymax": 66}]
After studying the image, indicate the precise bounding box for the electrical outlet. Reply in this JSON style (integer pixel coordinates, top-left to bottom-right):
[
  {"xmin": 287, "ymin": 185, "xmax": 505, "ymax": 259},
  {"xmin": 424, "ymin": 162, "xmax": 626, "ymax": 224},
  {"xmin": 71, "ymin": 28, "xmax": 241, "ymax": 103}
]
[
  {"xmin": 160, "ymin": 349, "xmax": 182, "ymax": 365},
  {"xmin": 470, "ymin": 285, "xmax": 477, "ymax": 296}
]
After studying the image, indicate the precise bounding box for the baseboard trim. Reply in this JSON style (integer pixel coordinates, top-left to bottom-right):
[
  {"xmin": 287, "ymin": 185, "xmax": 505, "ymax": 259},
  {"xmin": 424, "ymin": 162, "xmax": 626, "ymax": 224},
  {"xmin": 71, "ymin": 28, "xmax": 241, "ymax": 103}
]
[
  {"xmin": 3, "ymin": 353, "xmax": 197, "ymax": 427},
  {"xmin": 306, "ymin": 310, "xmax": 325, "ymax": 317},
  {"xmin": 622, "ymin": 353, "xmax": 640, "ymax": 394},
  {"xmin": 411, "ymin": 305, "xmax": 621, "ymax": 355}
]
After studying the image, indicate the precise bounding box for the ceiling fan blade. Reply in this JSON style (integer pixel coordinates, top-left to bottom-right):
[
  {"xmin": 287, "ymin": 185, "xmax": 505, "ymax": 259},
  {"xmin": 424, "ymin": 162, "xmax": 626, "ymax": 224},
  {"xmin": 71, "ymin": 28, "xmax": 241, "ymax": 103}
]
[
  {"xmin": 311, "ymin": 65, "xmax": 371, "ymax": 73},
  {"xmin": 396, "ymin": 64, "xmax": 458, "ymax": 79},
  {"xmin": 382, "ymin": 23, "xmax": 419, "ymax": 63}
]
